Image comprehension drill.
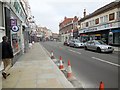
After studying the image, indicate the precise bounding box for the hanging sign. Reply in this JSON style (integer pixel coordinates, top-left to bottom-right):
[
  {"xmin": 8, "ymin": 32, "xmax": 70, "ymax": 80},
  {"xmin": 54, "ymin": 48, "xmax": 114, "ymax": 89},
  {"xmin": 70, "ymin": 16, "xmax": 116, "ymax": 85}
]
[{"xmin": 12, "ymin": 26, "xmax": 19, "ymax": 32}]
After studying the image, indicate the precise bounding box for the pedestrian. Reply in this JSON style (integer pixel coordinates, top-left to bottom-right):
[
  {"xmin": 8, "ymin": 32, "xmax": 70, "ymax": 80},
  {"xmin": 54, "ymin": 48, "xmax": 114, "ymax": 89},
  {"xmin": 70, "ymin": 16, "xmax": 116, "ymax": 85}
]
[{"xmin": 2, "ymin": 36, "xmax": 14, "ymax": 79}]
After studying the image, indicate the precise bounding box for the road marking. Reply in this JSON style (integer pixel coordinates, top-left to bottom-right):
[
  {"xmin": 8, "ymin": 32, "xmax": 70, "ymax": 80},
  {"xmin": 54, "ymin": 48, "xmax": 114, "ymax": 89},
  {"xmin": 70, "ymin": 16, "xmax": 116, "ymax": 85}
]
[
  {"xmin": 92, "ymin": 57, "xmax": 120, "ymax": 67},
  {"xmin": 68, "ymin": 49, "xmax": 81, "ymax": 54}
]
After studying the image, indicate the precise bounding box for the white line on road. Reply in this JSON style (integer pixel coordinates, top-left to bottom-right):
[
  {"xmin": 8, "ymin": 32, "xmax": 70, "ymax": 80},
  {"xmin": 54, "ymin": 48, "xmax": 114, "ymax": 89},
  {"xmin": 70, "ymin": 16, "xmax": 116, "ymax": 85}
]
[
  {"xmin": 92, "ymin": 57, "xmax": 120, "ymax": 67},
  {"xmin": 68, "ymin": 49, "xmax": 81, "ymax": 54}
]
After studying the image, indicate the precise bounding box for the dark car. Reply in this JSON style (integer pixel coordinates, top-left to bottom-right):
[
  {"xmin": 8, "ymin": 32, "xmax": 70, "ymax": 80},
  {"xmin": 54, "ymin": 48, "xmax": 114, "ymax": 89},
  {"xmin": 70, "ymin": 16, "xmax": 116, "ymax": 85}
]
[{"xmin": 63, "ymin": 40, "xmax": 69, "ymax": 46}]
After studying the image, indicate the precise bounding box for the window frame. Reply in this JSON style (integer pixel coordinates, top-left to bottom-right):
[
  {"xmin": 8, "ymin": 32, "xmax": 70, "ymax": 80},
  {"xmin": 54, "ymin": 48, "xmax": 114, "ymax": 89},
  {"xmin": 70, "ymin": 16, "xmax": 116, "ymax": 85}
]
[{"xmin": 109, "ymin": 13, "xmax": 115, "ymax": 21}]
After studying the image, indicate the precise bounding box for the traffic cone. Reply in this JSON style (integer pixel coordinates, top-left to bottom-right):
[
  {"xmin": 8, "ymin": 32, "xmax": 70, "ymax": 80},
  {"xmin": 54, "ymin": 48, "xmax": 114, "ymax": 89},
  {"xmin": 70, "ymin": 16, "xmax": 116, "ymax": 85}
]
[
  {"xmin": 51, "ymin": 50, "xmax": 55, "ymax": 59},
  {"xmin": 99, "ymin": 81, "xmax": 104, "ymax": 90},
  {"xmin": 67, "ymin": 60, "xmax": 72, "ymax": 79},
  {"xmin": 59, "ymin": 56, "xmax": 64, "ymax": 70}
]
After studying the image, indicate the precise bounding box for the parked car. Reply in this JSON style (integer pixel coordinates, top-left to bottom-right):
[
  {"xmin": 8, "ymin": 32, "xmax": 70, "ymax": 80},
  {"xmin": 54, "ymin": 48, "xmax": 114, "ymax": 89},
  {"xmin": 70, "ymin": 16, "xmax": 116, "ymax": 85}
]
[
  {"xmin": 63, "ymin": 40, "xmax": 69, "ymax": 46},
  {"xmin": 84, "ymin": 40, "xmax": 114, "ymax": 53},
  {"xmin": 69, "ymin": 39, "xmax": 84, "ymax": 48}
]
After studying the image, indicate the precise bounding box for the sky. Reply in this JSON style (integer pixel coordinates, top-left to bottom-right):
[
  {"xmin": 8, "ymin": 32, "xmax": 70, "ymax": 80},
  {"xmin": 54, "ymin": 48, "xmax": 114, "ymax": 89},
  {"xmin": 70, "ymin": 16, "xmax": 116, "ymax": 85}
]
[{"xmin": 28, "ymin": 0, "xmax": 115, "ymax": 33}]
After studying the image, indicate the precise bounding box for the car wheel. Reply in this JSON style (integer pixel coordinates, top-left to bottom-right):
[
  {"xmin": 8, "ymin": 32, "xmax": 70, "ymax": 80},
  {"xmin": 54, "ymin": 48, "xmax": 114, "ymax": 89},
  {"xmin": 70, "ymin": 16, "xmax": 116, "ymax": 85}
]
[
  {"xmin": 85, "ymin": 46, "xmax": 87, "ymax": 50},
  {"xmin": 97, "ymin": 47, "xmax": 101, "ymax": 53},
  {"xmin": 74, "ymin": 44, "xmax": 76, "ymax": 48}
]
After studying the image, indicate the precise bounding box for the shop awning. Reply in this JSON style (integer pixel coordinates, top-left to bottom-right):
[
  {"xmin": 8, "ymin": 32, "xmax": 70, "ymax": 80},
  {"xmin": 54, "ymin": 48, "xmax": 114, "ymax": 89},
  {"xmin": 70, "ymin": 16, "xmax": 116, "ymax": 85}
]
[{"xmin": 111, "ymin": 30, "xmax": 120, "ymax": 33}]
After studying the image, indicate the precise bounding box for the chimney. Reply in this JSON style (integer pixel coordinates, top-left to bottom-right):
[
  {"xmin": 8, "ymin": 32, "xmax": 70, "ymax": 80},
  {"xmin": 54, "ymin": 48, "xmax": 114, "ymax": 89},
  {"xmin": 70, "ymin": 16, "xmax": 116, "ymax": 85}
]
[
  {"xmin": 64, "ymin": 16, "xmax": 67, "ymax": 20},
  {"xmin": 83, "ymin": 9, "xmax": 86, "ymax": 17}
]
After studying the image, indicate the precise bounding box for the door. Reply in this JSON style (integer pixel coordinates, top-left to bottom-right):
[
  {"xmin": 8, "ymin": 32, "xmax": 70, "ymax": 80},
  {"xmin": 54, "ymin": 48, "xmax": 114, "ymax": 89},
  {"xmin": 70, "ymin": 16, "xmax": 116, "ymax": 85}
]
[{"xmin": 90, "ymin": 41, "xmax": 97, "ymax": 50}]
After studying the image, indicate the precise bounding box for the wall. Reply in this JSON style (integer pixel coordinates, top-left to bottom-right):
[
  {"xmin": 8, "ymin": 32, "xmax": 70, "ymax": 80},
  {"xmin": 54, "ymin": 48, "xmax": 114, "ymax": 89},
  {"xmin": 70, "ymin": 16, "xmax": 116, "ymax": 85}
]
[{"xmin": 81, "ymin": 8, "xmax": 118, "ymax": 29}]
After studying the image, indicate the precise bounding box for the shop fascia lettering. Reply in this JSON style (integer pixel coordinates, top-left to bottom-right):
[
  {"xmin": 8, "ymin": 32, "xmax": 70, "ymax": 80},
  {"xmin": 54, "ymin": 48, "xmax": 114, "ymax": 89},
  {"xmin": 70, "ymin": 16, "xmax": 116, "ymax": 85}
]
[
  {"xmin": 81, "ymin": 27, "xmax": 97, "ymax": 33},
  {"xmin": 12, "ymin": 0, "xmax": 26, "ymax": 21},
  {"xmin": 97, "ymin": 22, "xmax": 119, "ymax": 30}
]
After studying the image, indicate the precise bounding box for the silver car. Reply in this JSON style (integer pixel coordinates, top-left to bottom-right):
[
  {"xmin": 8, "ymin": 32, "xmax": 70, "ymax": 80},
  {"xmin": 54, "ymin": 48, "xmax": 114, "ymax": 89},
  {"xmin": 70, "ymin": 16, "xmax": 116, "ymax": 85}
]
[
  {"xmin": 69, "ymin": 39, "xmax": 84, "ymax": 48},
  {"xmin": 84, "ymin": 40, "xmax": 114, "ymax": 53}
]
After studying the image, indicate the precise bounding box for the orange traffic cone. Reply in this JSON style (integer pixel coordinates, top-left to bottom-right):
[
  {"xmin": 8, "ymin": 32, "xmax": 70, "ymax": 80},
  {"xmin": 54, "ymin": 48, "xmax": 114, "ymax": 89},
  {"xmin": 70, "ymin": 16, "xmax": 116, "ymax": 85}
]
[
  {"xmin": 51, "ymin": 50, "xmax": 55, "ymax": 59},
  {"xmin": 99, "ymin": 81, "xmax": 104, "ymax": 90},
  {"xmin": 59, "ymin": 56, "xmax": 64, "ymax": 70},
  {"xmin": 67, "ymin": 60, "xmax": 72, "ymax": 79}
]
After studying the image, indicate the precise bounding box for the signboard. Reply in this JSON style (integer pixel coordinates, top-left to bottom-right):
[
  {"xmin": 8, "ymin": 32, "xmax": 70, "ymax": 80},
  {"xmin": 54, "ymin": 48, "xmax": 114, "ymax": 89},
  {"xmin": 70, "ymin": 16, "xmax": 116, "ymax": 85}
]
[
  {"xmin": 12, "ymin": 26, "xmax": 19, "ymax": 32},
  {"xmin": 11, "ymin": 19, "xmax": 17, "ymax": 27},
  {"xmin": 79, "ymin": 21, "xmax": 120, "ymax": 34}
]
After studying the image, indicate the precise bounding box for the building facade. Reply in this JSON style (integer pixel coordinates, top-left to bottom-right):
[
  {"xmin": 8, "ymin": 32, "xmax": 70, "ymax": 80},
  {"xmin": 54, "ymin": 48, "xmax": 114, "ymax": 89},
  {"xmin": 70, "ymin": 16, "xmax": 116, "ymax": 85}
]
[
  {"xmin": 0, "ymin": 0, "xmax": 32, "ymax": 63},
  {"xmin": 0, "ymin": 0, "xmax": 5, "ymax": 43},
  {"xmin": 0, "ymin": 0, "xmax": 5, "ymax": 60},
  {"xmin": 79, "ymin": 1, "xmax": 120, "ymax": 45},
  {"xmin": 36, "ymin": 26, "xmax": 52, "ymax": 41},
  {"xmin": 59, "ymin": 16, "xmax": 79, "ymax": 42}
]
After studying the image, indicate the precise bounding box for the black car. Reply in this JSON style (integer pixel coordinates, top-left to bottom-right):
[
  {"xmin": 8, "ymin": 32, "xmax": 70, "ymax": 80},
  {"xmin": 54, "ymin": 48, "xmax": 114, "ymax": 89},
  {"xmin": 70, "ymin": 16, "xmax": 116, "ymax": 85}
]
[{"xmin": 63, "ymin": 40, "xmax": 69, "ymax": 46}]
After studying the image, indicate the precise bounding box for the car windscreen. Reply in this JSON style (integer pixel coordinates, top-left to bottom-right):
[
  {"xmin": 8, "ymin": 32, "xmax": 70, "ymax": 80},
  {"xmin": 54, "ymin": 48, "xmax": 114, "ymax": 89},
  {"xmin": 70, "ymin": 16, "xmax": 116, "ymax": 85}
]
[
  {"xmin": 94, "ymin": 41, "xmax": 106, "ymax": 45},
  {"xmin": 75, "ymin": 40, "xmax": 80, "ymax": 43}
]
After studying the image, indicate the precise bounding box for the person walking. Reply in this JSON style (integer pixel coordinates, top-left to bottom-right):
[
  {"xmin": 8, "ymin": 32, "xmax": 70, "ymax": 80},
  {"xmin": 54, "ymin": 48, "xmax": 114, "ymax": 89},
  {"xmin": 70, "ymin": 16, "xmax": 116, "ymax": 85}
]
[{"xmin": 2, "ymin": 36, "xmax": 14, "ymax": 79}]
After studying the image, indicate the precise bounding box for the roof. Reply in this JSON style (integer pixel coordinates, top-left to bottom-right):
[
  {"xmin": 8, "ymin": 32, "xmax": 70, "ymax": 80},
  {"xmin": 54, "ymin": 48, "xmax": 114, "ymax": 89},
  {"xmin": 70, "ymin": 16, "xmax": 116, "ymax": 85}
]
[
  {"xmin": 79, "ymin": 1, "xmax": 120, "ymax": 22},
  {"xmin": 59, "ymin": 18, "xmax": 73, "ymax": 27}
]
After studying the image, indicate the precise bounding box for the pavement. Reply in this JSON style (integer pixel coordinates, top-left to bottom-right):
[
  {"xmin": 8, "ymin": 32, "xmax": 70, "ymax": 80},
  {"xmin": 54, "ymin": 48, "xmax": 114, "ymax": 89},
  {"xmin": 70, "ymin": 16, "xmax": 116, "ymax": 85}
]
[
  {"xmin": 1, "ymin": 43, "xmax": 74, "ymax": 89},
  {"xmin": 113, "ymin": 46, "xmax": 120, "ymax": 52}
]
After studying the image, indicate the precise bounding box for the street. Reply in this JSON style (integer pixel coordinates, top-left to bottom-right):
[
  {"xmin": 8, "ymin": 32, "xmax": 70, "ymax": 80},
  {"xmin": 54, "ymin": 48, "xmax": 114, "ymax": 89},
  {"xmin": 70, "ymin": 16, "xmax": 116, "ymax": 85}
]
[{"xmin": 40, "ymin": 41, "xmax": 119, "ymax": 88}]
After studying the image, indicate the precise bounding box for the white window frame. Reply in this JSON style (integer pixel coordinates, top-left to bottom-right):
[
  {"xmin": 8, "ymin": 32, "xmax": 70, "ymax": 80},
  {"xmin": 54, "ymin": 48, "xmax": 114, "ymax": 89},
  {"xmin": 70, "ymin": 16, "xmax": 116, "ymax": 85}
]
[
  {"xmin": 104, "ymin": 15, "xmax": 108, "ymax": 23},
  {"xmin": 100, "ymin": 16, "xmax": 104, "ymax": 24}
]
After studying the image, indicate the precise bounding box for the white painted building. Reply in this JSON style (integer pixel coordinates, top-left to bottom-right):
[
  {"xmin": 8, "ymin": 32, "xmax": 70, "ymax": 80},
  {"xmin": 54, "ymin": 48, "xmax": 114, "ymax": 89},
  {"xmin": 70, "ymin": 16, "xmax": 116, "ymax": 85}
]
[{"xmin": 79, "ymin": 1, "xmax": 120, "ymax": 45}]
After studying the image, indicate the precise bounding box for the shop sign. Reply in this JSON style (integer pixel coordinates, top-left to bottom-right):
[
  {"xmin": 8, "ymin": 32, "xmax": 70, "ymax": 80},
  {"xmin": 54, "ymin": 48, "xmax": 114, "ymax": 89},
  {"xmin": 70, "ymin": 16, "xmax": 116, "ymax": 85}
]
[
  {"xmin": 98, "ymin": 22, "xmax": 119, "ymax": 30},
  {"xmin": 82, "ymin": 27, "xmax": 97, "ymax": 33},
  {"xmin": 11, "ymin": 19, "xmax": 17, "ymax": 27},
  {"xmin": 12, "ymin": 26, "xmax": 19, "ymax": 32}
]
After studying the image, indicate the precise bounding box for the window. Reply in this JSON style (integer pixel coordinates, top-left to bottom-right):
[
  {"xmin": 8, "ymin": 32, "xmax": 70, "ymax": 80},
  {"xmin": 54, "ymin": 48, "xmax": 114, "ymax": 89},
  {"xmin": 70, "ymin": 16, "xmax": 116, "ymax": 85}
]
[
  {"xmin": 86, "ymin": 22, "xmax": 88, "ymax": 27},
  {"xmin": 116, "ymin": 11, "xmax": 120, "ymax": 20},
  {"xmin": 104, "ymin": 15, "xmax": 108, "ymax": 23},
  {"xmin": 109, "ymin": 13, "xmax": 115, "ymax": 21},
  {"xmin": 100, "ymin": 17, "xmax": 103, "ymax": 23},
  {"xmin": 89, "ymin": 21, "xmax": 92, "ymax": 27},
  {"xmin": 91, "ymin": 20, "xmax": 95, "ymax": 26},
  {"xmin": 95, "ymin": 18, "xmax": 99, "ymax": 24}
]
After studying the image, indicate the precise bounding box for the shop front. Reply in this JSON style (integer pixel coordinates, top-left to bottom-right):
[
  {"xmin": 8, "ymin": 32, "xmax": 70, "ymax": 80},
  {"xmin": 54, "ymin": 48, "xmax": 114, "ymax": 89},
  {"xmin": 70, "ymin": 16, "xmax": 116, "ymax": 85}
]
[
  {"xmin": 79, "ymin": 28, "xmax": 109, "ymax": 44},
  {"xmin": 10, "ymin": 0, "xmax": 27, "ymax": 55},
  {"xmin": 0, "ymin": 1, "xmax": 5, "ymax": 60},
  {"xmin": 10, "ymin": 11, "xmax": 22, "ymax": 55},
  {"xmin": 79, "ymin": 21, "xmax": 120, "ymax": 45},
  {"xmin": 9, "ymin": 0, "xmax": 27, "ymax": 64},
  {"xmin": 111, "ymin": 29, "xmax": 120, "ymax": 46}
]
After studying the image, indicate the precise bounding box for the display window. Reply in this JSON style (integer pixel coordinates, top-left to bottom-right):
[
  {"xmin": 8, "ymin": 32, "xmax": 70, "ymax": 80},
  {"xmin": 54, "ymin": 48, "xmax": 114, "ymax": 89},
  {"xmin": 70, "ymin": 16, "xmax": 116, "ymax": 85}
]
[{"xmin": 12, "ymin": 33, "xmax": 20, "ymax": 54}]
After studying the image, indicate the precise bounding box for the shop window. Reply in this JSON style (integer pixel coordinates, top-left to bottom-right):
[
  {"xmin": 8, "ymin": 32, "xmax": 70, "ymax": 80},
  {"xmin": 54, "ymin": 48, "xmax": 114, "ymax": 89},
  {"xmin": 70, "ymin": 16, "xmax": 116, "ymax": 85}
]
[
  {"xmin": 95, "ymin": 18, "xmax": 99, "ymax": 24},
  {"xmin": 12, "ymin": 34, "xmax": 20, "ymax": 53},
  {"xmin": 109, "ymin": 13, "xmax": 115, "ymax": 21}
]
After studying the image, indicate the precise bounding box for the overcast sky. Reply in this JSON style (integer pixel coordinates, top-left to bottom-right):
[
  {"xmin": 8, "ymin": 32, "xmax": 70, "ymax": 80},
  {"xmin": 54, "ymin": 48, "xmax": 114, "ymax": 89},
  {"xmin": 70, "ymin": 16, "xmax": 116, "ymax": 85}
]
[{"xmin": 28, "ymin": 0, "xmax": 115, "ymax": 33}]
